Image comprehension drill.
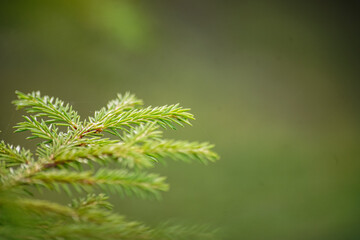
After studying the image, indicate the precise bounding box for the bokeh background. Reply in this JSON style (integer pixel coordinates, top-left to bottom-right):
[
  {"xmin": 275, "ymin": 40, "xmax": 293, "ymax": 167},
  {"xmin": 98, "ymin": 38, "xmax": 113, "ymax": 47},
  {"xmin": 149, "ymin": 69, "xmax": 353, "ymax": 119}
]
[{"xmin": 1, "ymin": 1, "xmax": 360, "ymax": 239}]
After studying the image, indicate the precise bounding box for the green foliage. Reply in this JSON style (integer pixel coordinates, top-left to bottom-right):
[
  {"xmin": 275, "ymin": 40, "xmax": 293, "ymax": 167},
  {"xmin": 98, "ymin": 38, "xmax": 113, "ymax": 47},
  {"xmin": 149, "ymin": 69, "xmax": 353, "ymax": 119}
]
[{"xmin": 0, "ymin": 91, "xmax": 219, "ymax": 240}]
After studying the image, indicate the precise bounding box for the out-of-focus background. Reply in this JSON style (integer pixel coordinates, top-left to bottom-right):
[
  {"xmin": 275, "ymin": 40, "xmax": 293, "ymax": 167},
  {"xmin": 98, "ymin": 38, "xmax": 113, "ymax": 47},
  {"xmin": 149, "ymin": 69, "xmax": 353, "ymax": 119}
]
[{"xmin": 1, "ymin": 1, "xmax": 360, "ymax": 239}]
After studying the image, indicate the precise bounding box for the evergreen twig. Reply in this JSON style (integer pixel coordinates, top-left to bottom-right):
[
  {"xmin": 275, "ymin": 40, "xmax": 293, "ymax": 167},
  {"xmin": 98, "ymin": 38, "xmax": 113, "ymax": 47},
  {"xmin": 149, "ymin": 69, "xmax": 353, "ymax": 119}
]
[{"xmin": 0, "ymin": 91, "xmax": 219, "ymax": 240}]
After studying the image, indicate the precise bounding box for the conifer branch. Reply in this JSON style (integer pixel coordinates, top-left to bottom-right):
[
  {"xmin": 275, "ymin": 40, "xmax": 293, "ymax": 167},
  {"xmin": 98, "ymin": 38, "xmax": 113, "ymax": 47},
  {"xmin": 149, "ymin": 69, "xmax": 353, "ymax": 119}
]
[
  {"xmin": 0, "ymin": 91, "xmax": 219, "ymax": 240},
  {"xmin": 6, "ymin": 195, "xmax": 216, "ymax": 240},
  {"xmin": 92, "ymin": 92, "xmax": 143, "ymax": 123},
  {"xmin": 52, "ymin": 142, "xmax": 155, "ymax": 169},
  {"xmin": 70, "ymin": 193, "xmax": 113, "ymax": 211},
  {"xmin": 16, "ymin": 197, "xmax": 79, "ymax": 219},
  {"xmin": 0, "ymin": 141, "xmax": 34, "ymax": 167},
  {"xmin": 84, "ymin": 104, "xmax": 194, "ymax": 138},
  {"xmin": 51, "ymin": 138, "xmax": 218, "ymax": 169},
  {"xmin": 26, "ymin": 169, "xmax": 168, "ymax": 198},
  {"xmin": 14, "ymin": 115, "xmax": 58, "ymax": 141},
  {"xmin": 143, "ymin": 140, "xmax": 219, "ymax": 164},
  {"xmin": 120, "ymin": 123, "xmax": 162, "ymax": 145},
  {"xmin": 13, "ymin": 91, "xmax": 80, "ymax": 129}
]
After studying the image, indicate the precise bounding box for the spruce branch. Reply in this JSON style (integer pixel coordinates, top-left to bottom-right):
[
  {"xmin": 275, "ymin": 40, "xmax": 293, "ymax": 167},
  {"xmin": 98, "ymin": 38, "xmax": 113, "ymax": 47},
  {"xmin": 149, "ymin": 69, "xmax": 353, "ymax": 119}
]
[
  {"xmin": 70, "ymin": 193, "xmax": 113, "ymax": 211},
  {"xmin": 14, "ymin": 116, "xmax": 58, "ymax": 142},
  {"xmin": 120, "ymin": 123, "xmax": 162, "ymax": 145},
  {"xmin": 13, "ymin": 91, "xmax": 80, "ymax": 129},
  {"xmin": 51, "ymin": 138, "xmax": 218, "ymax": 170},
  {"xmin": 52, "ymin": 142, "xmax": 156, "ymax": 169},
  {"xmin": 143, "ymin": 140, "xmax": 219, "ymax": 164},
  {"xmin": 26, "ymin": 169, "xmax": 168, "ymax": 198},
  {"xmin": 92, "ymin": 92, "xmax": 143, "ymax": 123},
  {"xmin": 85, "ymin": 104, "xmax": 194, "ymax": 138},
  {"xmin": 0, "ymin": 141, "xmax": 33, "ymax": 167},
  {"xmin": 4, "ymin": 195, "xmax": 216, "ymax": 240},
  {"xmin": 14, "ymin": 197, "xmax": 79, "ymax": 220},
  {"xmin": 0, "ymin": 91, "xmax": 220, "ymax": 240}
]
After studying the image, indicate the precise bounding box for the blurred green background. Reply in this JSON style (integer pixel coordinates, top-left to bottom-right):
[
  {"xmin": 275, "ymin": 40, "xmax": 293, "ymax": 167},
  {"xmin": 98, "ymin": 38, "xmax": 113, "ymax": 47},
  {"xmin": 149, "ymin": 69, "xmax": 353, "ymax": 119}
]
[{"xmin": 1, "ymin": 1, "xmax": 360, "ymax": 239}]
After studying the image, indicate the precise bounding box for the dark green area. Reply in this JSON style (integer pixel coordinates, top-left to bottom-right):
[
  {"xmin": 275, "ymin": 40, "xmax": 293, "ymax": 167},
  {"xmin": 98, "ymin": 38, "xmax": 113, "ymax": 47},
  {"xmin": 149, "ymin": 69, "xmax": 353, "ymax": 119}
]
[{"xmin": 1, "ymin": 1, "xmax": 359, "ymax": 239}]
